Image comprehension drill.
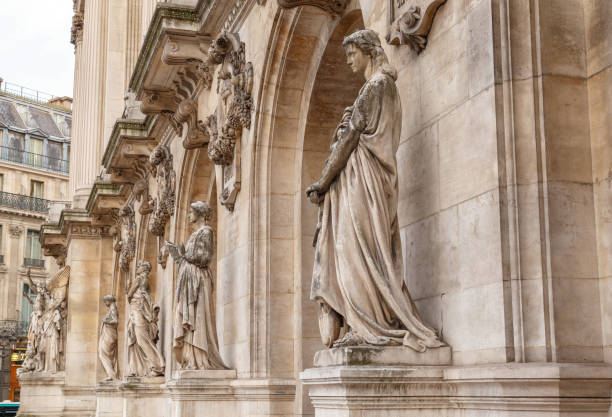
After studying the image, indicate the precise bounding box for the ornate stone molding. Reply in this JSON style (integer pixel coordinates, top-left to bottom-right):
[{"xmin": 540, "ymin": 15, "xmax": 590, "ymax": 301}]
[
  {"xmin": 70, "ymin": 11, "xmax": 84, "ymax": 45},
  {"xmin": 277, "ymin": 0, "xmax": 348, "ymax": 15},
  {"xmin": 9, "ymin": 224, "xmax": 23, "ymax": 238},
  {"xmin": 386, "ymin": 0, "xmax": 447, "ymax": 53},
  {"xmin": 161, "ymin": 35, "xmax": 213, "ymax": 90},
  {"xmin": 132, "ymin": 160, "xmax": 154, "ymax": 215}
]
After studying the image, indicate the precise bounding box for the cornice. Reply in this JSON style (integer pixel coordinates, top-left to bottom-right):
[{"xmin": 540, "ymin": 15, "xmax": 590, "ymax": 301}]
[
  {"xmin": 102, "ymin": 116, "xmax": 154, "ymax": 169},
  {"xmin": 128, "ymin": 4, "xmax": 201, "ymax": 95}
]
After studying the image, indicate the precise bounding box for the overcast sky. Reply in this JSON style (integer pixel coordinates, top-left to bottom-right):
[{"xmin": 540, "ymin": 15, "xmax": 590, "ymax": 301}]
[{"xmin": 0, "ymin": 0, "xmax": 75, "ymax": 98}]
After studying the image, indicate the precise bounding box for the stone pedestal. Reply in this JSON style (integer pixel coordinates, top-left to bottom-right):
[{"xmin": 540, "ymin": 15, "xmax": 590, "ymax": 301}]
[
  {"xmin": 166, "ymin": 369, "xmax": 237, "ymax": 417},
  {"xmin": 300, "ymin": 363, "xmax": 612, "ymax": 417},
  {"xmin": 95, "ymin": 381, "xmax": 122, "ymax": 417},
  {"xmin": 314, "ymin": 345, "xmax": 452, "ymax": 367},
  {"xmin": 121, "ymin": 376, "xmax": 167, "ymax": 417},
  {"xmin": 17, "ymin": 372, "xmax": 65, "ymax": 417}
]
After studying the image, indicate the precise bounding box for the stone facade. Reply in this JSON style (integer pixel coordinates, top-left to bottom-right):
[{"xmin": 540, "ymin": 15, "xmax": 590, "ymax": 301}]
[
  {"xmin": 16, "ymin": 0, "xmax": 612, "ymax": 416},
  {"xmin": 0, "ymin": 86, "xmax": 71, "ymax": 401}
]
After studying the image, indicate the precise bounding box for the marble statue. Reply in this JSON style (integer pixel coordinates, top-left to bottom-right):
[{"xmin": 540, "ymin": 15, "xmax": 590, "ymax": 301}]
[
  {"xmin": 126, "ymin": 260, "xmax": 165, "ymax": 376},
  {"xmin": 21, "ymin": 266, "xmax": 70, "ymax": 373},
  {"xmin": 99, "ymin": 295, "xmax": 119, "ymax": 381},
  {"xmin": 305, "ymin": 29, "xmax": 445, "ymax": 352},
  {"xmin": 167, "ymin": 201, "xmax": 228, "ymax": 370}
]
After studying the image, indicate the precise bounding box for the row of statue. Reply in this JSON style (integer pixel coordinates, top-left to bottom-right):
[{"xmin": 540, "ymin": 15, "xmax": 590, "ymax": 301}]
[
  {"xmin": 99, "ymin": 201, "xmax": 228, "ymax": 380},
  {"xmin": 26, "ymin": 29, "xmax": 446, "ymax": 381}
]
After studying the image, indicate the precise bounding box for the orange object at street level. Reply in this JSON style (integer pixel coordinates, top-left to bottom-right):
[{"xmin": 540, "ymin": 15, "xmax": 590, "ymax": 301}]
[{"xmin": 8, "ymin": 348, "xmax": 24, "ymax": 402}]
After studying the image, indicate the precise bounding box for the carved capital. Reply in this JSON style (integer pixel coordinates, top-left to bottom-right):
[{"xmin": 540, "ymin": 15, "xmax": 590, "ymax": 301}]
[
  {"xmin": 9, "ymin": 224, "xmax": 23, "ymax": 238},
  {"xmin": 277, "ymin": 0, "xmax": 348, "ymax": 15},
  {"xmin": 386, "ymin": 0, "xmax": 447, "ymax": 54},
  {"xmin": 70, "ymin": 11, "xmax": 84, "ymax": 45}
]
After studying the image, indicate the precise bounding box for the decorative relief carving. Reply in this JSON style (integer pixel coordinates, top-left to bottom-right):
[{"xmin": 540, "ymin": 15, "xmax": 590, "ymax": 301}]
[
  {"xmin": 9, "ymin": 224, "xmax": 23, "ymax": 238},
  {"xmin": 69, "ymin": 225, "xmax": 112, "ymax": 237},
  {"xmin": 277, "ymin": 0, "xmax": 348, "ymax": 15},
  {"xmin": 161, "ymin": 36, "xmax": 213, "ymax": 90},
  {"xmin": 132, "ymin": 159, "xmax": 154, "ymax": 215},
  {"xmin": 206, "ymin": 32, "xmax": 253, "ymax": 166},
  {"xmin": 386, "ymin": 0, "xmax": 447, "ymax": 53},
  {"xmin": 117, "ymin": 202, "xmax": 136, "ymax": 274},
  {"xmin": 43, "ymin": 245, "xmax": 68, "ymax": 268},
  {"xmin": 204, "ymin": 32, "xmax": 253, "ymax": 211},
  {"xmin": 70, "ymin": 11, "xmax": 84, "ymax": 45},
  {"xmin": 148, "ymin": 145, "xmax": 176, "ymax": 268},
  {"xmin": 148, "ymin": 145, "xmax": 176, "ymax": 236}
]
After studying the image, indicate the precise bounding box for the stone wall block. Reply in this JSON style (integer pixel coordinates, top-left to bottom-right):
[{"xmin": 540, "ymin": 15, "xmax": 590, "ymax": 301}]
[
  {"xmin": 439, "ymin": 86, "xmax": 498, "ymax": 209},
  {"xmin": 397, "ymin": 124, "xmax": 439, "ymax": 227},
  {"xmin": 542, "ymin": 75, "xmax": 592, "ymax": 183}
]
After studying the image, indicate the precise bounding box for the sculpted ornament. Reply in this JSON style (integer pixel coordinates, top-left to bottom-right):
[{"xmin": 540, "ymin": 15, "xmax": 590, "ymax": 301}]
[
  {"xmin": 126, "ymin": 261, "xmax": 165, "ymax": 377},
  {"xmin": 306, "ymin": 30, "xmax": 445, "ymax": 352},
  {"xmin": 386, "ymin": 0, "xmax": 447, "ymax": 53},
  {"xmin": 167, "ymin": 201, "xmax": 228, "ymax": 370},
  {"xmin": 117, "ymin": 202, "xmax": 136, "ymax": 276},
  {"xmin": 99, "ymin": 295, "xmax": 119, "ymax": 381},
  {"xmin": 205, "ymin": 32, "xmax": 252, "ymax": 210},
  {"xmin": 206, "ymin": 32, "xmax": 253, "ymax": 166},
  {"xmin": 148, "ymin": 145, "xmax": 176, "ymax": 268},
  {"xmin": 21, "ymin": 266, "xmax": 70, "ymax": 374}
]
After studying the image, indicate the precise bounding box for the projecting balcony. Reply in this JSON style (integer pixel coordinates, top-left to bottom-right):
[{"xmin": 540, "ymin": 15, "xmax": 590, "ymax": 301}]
[
  {"xmin": 23, "ymin": 258, "xmax": 44, "ymax": 268},
  {"xmin": 0, "ymin": 146, "xmax": 69, "ymax": 174},
  {"xmin": 0, "ymin": 191, "xmax": 50, "ymax": 213}
]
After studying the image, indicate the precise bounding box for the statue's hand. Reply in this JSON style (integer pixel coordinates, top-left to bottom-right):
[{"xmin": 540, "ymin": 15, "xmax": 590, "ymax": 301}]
[{"xmin": 306, "ymin": 182, "xmax": 325, "ymax": 205}]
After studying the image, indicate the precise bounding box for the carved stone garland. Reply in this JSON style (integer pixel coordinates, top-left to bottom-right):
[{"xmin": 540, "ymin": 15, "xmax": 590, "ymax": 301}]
[
  {"xmin": 116, "ymin": 202, "xmax": 136, "ymax": 292},
  {"xmin": 148, "ymin": 145, "xmax": 176, "ymax": 268},
  {"xmin": 386, "ymin": 0, "xmax": 447, "ymax": 53},
  {"xmin": 205, "ymin": 32, "xmax": 253, "ymax": 211}
]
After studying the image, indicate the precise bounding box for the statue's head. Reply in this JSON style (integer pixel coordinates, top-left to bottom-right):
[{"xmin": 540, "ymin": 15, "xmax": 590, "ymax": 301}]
[
  {"xmin": 103, "ymin": 294, "xmax": 116, "ymax": 306},
  {"xmin": 189, "ymin": 201, "xmax": 212, "ymax": 223},
  {"xmin": 136, "ymin": 260, "xmax": 152, "ymax": 276},
  {"xmin": 343, "ymin": 30, "xmax": 396, "ymax": 79}
]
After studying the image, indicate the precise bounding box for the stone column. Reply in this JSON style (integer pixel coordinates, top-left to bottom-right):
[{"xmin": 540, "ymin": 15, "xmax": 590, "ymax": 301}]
[{"xmin": 71, "ymin": 0, "xmax": 107, "ymax": 208}]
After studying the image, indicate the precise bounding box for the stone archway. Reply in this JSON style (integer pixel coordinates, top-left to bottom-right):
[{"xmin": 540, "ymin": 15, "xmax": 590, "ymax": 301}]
[{"xmin": 252, "ymin": 4, "xmax": 365, "ymax": 413}]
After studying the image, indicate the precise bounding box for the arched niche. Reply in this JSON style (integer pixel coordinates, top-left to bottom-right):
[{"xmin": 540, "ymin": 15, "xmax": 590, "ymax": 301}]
[{"xmin": 252, "ymin": 3, "xmax": 364, "ymax": 411}]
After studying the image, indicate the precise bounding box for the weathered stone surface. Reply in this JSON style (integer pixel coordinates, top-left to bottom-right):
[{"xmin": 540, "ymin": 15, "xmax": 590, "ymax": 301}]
[{"xmin": 313, "ymin": 345, "xmax": 451, "ymax": 367}]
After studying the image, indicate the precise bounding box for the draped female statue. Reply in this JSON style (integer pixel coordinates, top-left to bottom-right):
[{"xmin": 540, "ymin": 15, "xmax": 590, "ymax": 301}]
[
  {"xmin": 305, "ymin": 29, "xmax": 445, "ymax": 352},
  {"xmin": 126, "ymin": 260, "xmax": 165, "ymax": 376},
  {"xmin": 167, "ymin": 201, "xmax": 228, "ymax": 370},
  {"xmin": 99, "ymin": 295, "xmax": 119, "ymax": 381}
]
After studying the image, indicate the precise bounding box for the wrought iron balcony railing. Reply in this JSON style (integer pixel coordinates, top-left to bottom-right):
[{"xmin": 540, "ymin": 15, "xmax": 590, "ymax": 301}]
[
  {"xmin": 24, "ymin": 258, "xmax": 44, "ymax": 268},
  {"xmin": 0, "ymin": 191, "xmax": 50, "ymax": 213},
  {"xmin": 0, "ymin": 146, "xmax": 69, "ymax": 174},
  {"xmin": 0, "ymin": 320, "xmax": 28, "ymax": 338}
]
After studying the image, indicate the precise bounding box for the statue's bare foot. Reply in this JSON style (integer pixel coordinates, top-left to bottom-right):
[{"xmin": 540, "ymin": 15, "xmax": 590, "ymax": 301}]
[{"xmin": 332, "ymin": 331, "xmax": 366, "ymax": 348}]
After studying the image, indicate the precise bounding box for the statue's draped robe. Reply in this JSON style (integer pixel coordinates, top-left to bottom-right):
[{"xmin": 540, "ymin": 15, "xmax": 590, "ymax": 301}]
[
  {"xmin": 173, "ymin": 225, "xmax": 227, "ymax": 369},
  {"xmin": 127, "ymin": 288, "xmax": 164, "ymax": 376},
  {"xmin": 99, "ymin": 306, "xmax": 118, "ymax": 379},
  {"xmin": 311, "ymin": 69, "xmax": 444, "ymax": 352}
]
